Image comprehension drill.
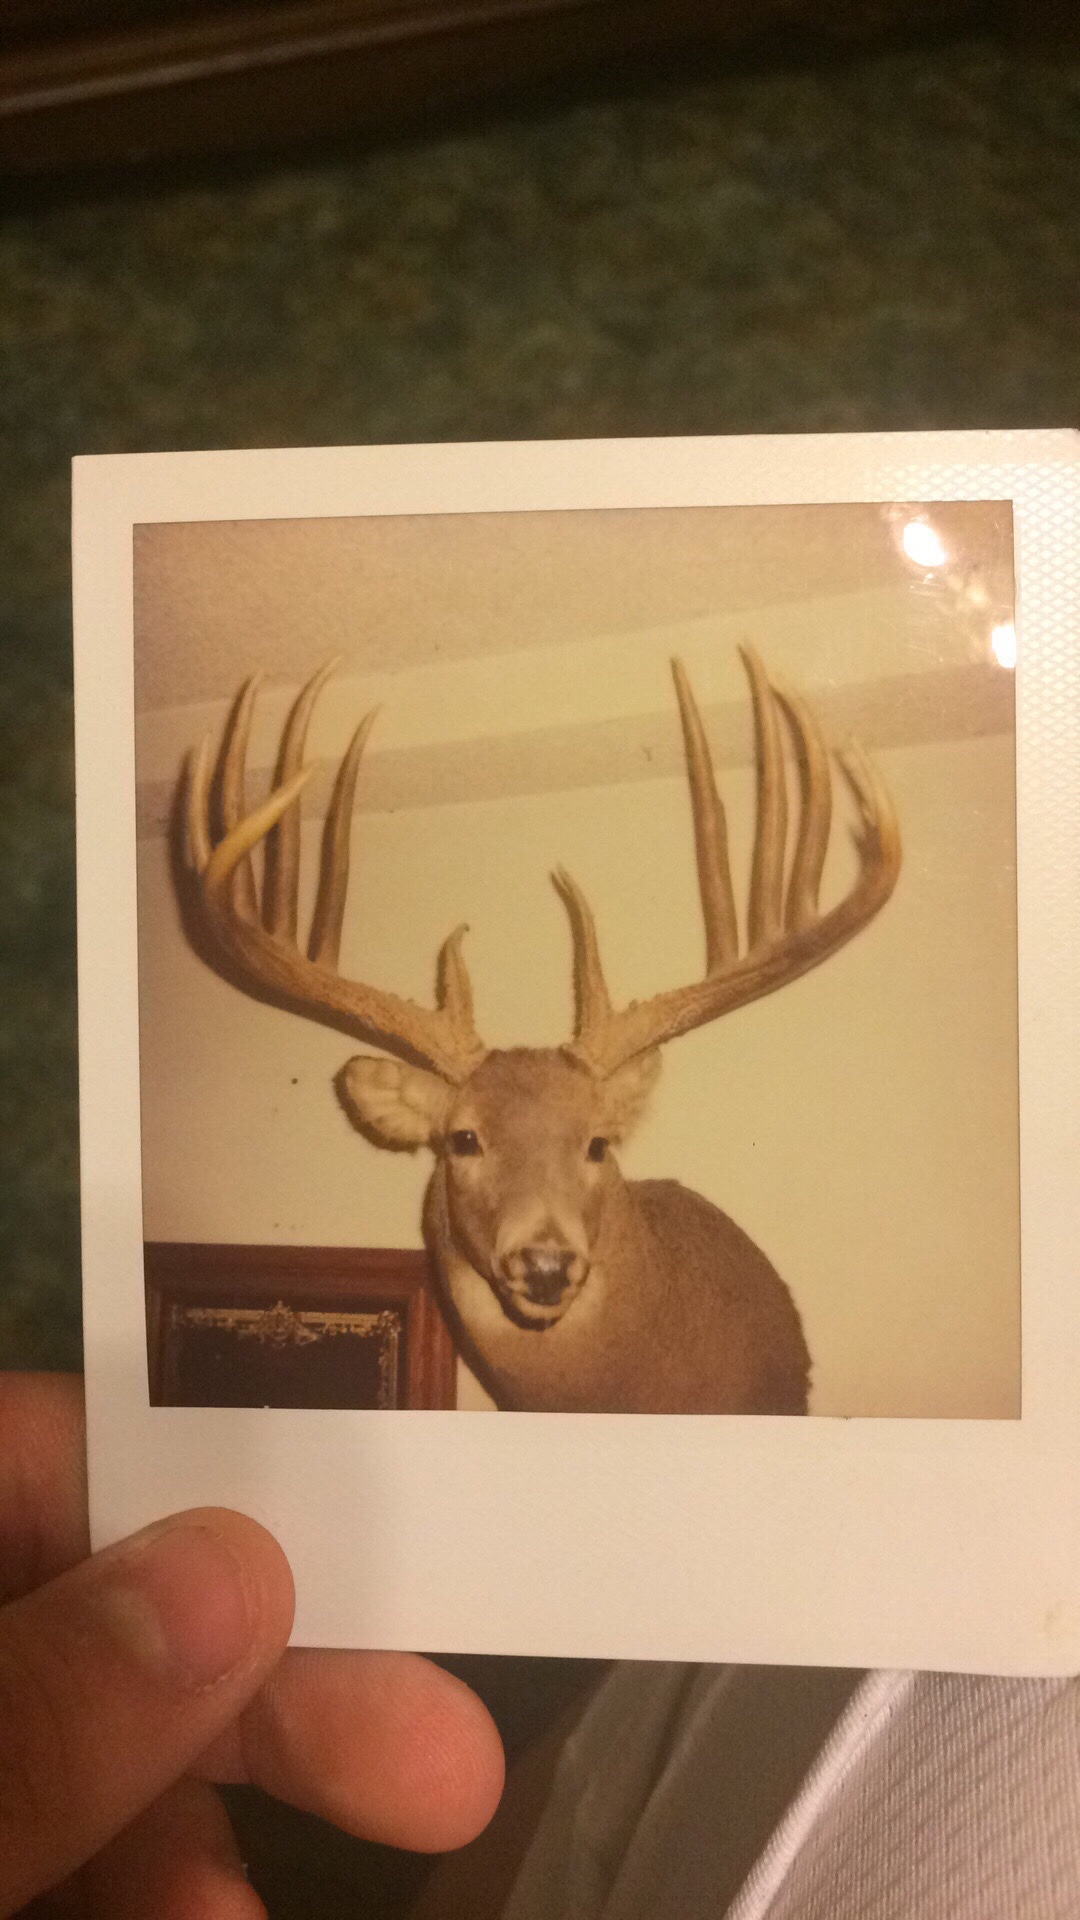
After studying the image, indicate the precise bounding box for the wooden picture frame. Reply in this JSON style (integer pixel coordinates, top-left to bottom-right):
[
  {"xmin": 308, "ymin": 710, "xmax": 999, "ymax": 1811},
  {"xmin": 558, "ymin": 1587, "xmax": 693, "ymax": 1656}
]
[{"xmin": 145, "ymin": 1242, "xmax": 457, "ymax": 1410}]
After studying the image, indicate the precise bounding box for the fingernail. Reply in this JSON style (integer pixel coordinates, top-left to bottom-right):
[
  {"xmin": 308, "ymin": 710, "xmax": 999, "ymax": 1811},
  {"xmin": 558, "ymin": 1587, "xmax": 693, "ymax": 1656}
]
[{"xmin": 99, "ymin": 1522, "xmax": 257, "ymax": 1690}]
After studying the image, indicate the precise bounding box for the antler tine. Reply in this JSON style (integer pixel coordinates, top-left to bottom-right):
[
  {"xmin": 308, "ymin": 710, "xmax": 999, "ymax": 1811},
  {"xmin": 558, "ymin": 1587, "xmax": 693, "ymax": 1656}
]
[
  {"xmin": 205, "ymin": 765, "xmax": 317, "ymax": 895},
  {"xmin": 671, "ymin": 658, "xmax": 739, "ymax": 969},
  {"xmin": 263, "ymin": 657, "xmax": 341, "ymax": 944},
  {"xmin": 837, "ymin": 736, "xmax": 902, "ymax": 883},
  {"xmin": 564, "ymin": 651, "xmax": 901, "ymax": 1078},
  {"xmin": 742, "ymin": 646, "xmax": 788, "ymax": 949},
  {"xmin": 186, "ymin": 736, "xmax": 213, "ymax": 874},
  {"xmin": 305, "ymin": 699, "xmax": 491, "ymax": 1057},
  {"xmin": 187, "ymin": 666, "xmax": 487, "ymax": 1085},
  {"xmin": 773, "ymin": 676, "xmax": 832, "ymax": 932},
  {"xmin": 217, "ymin": 674, "xmax": 261, "ymax": 922},
  {"xmin": 438, "ymin": 923, "xmax": 481, "ymax": 1044},
  {"xmin": 552, "ymin": 866, "xmax": 613, "ymax": 1040},
  {"xmin": 308, "ymin": 706, "xmax": 379, "ymax": 968}
]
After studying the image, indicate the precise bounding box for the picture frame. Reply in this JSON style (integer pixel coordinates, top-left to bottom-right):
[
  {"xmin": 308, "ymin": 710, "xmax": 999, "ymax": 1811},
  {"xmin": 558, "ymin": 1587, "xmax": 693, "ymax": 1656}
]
[
  {"xmin": 145, "ymin": 1243, "xmax": 455, "ymax": 1410},
  {"xmin": 74, "ymin": 429, "xmax": 1080, "ymax": 1672}
]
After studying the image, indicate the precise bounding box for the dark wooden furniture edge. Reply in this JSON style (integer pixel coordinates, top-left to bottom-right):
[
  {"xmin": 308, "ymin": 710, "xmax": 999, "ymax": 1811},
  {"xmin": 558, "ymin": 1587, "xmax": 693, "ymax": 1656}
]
[
  {"xmin": 1, "ymin": 0, "xmax": 996, "ymax": 175},
  {"xmin": 144, "ymin": 1240, "xmax": 457, "ymax": 1410}
]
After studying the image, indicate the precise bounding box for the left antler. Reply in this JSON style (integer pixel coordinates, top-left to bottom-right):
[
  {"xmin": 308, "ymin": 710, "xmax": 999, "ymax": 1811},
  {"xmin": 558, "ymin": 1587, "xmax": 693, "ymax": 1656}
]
[
  {"xmin": 559, "ymin": 649, "xmax": 901, "ymax": 1077},
  {"xmin": 185, "ymin": 664, "xmax": 488, "ymax": 1084}
]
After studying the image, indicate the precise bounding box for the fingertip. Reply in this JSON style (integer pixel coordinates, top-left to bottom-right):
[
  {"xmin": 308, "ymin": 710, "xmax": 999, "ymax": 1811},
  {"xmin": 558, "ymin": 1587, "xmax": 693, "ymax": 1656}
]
[
  {"xmin": 234, "ymin": 1647, "xmax": 504, "ymax": 1854},
  {"xmin": 333, "ymin": 1652, "xmax": 506, "ymax": 1852},
  {"xmin": 407, "ymin": 1660, "xmax": 506, "ymax": 1851}
]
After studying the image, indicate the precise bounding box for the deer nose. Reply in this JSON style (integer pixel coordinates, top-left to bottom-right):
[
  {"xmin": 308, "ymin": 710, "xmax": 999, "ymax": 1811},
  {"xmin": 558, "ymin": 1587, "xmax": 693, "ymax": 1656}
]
[{"xmin": 512, "ymin": 1246, "xmax": 584, "ymax": 1304}]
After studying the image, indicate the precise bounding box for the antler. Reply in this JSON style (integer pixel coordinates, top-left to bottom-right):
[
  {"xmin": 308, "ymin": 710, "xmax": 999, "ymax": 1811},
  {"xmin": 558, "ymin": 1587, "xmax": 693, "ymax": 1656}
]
[
  {"xmin": 184, "ymin": 664, "xmax": 487, "ymax": 1084},
  {"xmin": 559, "ymin": 648, "xmax": 901, "ymax": 1077}
]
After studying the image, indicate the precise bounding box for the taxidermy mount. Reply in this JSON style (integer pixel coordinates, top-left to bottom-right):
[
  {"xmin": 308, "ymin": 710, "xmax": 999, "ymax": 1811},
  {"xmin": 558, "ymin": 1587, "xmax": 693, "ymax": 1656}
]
[{"xmin": 180, "ymin": 649, "xmax": 900, "ymax": 1414}]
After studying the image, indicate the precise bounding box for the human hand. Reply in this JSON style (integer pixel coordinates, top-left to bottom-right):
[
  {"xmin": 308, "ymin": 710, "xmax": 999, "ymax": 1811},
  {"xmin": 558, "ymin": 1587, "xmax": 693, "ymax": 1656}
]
[{"xmin": 0, "ymin": 1374, "xmax": 503, "ymax": 1916}]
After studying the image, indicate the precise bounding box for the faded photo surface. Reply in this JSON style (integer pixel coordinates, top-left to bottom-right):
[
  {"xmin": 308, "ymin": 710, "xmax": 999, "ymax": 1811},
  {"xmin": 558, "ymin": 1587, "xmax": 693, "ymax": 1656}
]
[{"xmin": 133, "ymin": 502, "xmax": 1019, "ymax": 1418}]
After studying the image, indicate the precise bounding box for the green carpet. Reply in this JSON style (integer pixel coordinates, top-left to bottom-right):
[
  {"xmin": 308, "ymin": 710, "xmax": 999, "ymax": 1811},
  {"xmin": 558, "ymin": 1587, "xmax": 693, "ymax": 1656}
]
[{"xmin": 3, "ymin": 29, "xmax": 1078, "ymax": 1375}]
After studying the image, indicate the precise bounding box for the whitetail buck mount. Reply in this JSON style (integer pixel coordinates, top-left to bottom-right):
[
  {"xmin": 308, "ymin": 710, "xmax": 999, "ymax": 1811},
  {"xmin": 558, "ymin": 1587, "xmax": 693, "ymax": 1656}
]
[{"xmin": 182, "ymin": 650, "xmax": 901, "ymax": 1415}]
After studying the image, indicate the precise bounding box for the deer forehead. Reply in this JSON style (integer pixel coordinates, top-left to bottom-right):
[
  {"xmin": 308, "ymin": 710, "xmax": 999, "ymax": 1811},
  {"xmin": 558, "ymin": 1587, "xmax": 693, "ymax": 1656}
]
[{"xmin": 451, "ymin": 1049, "xmax": 599, "ymax": 1137}]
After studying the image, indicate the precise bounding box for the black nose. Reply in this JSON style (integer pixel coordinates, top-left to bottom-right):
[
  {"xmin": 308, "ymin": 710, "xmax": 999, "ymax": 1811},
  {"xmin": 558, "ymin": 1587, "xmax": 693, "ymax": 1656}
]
[{"xmin": 518, "ymin": 1246, "xmax": 575, "ymax": 1304}]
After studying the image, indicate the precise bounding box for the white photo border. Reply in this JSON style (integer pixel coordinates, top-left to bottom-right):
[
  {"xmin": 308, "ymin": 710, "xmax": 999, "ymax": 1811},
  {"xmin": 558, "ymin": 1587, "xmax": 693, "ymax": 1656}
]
[{"xmin": 74, "ymin": 431, "xmax": 1080, "ymax": 1675}]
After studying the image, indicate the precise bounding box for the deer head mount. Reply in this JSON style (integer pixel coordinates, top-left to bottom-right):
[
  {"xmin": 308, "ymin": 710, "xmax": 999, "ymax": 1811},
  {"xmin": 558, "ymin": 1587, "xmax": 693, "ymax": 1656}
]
[{"xmin": 182, "ymin": 650, "xmax": 900, "ymax": 1390}]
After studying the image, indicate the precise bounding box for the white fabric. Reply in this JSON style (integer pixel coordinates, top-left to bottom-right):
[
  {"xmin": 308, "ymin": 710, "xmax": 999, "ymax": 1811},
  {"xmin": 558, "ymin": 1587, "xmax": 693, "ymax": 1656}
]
[{"xmin": 503, "ymin": 1665, "xmax": 1080, "ymax": 1919}]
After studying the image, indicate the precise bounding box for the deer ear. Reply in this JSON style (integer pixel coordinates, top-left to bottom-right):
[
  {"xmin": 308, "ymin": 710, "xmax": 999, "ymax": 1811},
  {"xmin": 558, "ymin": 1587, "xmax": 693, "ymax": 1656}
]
[
  {"xmin": 601, "ymin": 1049, "xmax": 661, "ymax": 1142},
  {"xmin": 339, "ymin": 1055, "xmax": 453, "ymax": 1149}
]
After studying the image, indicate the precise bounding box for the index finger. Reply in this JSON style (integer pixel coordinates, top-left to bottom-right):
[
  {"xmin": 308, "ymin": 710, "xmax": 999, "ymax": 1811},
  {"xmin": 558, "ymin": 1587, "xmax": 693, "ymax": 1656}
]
[{"xmin": 0, "ymin": 1373, "xmax": 88, "ymax": 1603}]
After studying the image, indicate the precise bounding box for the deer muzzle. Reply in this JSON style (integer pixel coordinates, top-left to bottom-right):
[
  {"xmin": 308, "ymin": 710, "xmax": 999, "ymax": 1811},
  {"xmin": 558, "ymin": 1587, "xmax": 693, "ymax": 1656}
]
[{"xmin": 493, "ymin": 1240, "xmax": 590, "ymax": 1326}]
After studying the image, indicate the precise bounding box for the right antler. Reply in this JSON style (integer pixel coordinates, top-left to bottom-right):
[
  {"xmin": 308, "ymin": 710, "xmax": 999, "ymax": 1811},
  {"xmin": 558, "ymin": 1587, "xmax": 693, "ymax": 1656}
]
[
  {"xmin": 560, "ymin": 648, "xmax": 901, "ymax": 1077},
  {"xmin": 185, "ymin": 663, "xmax": 487, "ymax": 1084}
]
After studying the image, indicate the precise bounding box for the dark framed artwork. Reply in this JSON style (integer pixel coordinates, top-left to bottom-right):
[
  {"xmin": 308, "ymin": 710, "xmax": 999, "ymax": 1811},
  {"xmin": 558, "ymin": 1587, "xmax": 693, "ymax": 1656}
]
[{"xmin": 145, "ymin": 1243, "xmax": 456, "ymax": 1410}]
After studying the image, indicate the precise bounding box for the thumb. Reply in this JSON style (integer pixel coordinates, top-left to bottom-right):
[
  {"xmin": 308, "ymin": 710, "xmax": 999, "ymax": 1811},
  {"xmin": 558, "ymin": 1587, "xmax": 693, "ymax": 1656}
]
[{"xmin": 0, "ymin": 1507, "xmax": 294, "ymax": 1917}]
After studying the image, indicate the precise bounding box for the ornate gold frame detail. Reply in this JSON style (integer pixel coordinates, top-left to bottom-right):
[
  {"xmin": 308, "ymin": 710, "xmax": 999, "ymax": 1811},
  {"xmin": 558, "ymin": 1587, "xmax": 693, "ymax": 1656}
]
[{"xmin": 168, "ymin": 1300, "xmax": 402, "ymax": 1407}]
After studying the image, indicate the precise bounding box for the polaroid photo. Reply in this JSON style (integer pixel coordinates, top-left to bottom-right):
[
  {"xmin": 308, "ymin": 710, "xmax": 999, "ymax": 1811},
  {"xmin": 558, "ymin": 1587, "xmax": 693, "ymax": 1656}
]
[{"xmin": 74, "ymin": 430, "xmax": 1080, "ymax": 1672}]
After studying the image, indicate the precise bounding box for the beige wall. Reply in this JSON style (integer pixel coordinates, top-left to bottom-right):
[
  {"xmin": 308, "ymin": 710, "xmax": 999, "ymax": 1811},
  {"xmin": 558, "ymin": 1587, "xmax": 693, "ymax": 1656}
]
[{"xmin": 137, "ymin": 729, "xmax": 1019, "ymax": 1420}]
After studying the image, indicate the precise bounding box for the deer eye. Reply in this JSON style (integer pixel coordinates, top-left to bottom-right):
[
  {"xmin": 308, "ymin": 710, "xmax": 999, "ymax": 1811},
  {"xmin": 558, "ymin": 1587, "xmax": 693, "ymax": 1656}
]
[
  {"xmin": 449, "ymin": 1129, "xmax": 482, "ymax": 1157},
  {"xmin": 586, "ymin": 1136, "xmax": 608, "ymax": 1163}
]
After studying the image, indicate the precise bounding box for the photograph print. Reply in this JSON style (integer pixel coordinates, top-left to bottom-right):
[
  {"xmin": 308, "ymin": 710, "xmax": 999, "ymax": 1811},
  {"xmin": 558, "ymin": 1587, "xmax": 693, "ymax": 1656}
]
[{"xmin": 133, "ymin": 499, "xmax": 1019, "ymax": 1419}]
